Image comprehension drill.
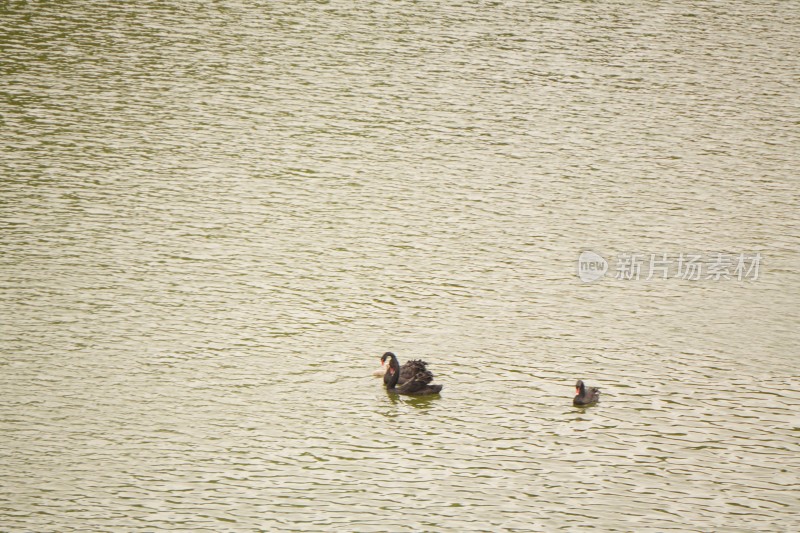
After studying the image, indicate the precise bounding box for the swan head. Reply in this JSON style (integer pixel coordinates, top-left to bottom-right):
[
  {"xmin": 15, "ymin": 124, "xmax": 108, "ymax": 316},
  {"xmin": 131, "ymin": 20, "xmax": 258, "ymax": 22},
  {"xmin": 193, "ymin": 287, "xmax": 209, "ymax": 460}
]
[
  {"xmin": 381, "ymin": 352, "xmax": 399, "ymax": 374},
  {"xmin": 575, "ymin": 380, "xmax": 585, "ymax": 395}
]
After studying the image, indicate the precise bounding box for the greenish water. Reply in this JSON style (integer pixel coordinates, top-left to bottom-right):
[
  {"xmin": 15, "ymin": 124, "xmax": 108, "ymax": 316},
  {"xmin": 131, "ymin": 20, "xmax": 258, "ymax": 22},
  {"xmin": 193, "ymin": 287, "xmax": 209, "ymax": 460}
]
[{"xmin": 1, "ymin": 1, "xmax": 799, "ymax": 531}]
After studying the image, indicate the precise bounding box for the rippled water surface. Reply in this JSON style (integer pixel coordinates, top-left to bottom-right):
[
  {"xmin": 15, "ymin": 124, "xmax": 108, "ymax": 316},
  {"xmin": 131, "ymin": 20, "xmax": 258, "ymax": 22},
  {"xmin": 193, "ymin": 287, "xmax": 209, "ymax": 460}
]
[{"xmin": 2, "ymin": 1, "xmax": 799, "ymax": 531}]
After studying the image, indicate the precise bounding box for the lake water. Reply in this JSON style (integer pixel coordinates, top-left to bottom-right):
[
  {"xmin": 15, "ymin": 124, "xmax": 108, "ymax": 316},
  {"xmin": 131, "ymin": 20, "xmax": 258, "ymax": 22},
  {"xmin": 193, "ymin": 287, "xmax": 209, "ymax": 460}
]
[{"xmin": 2, "ymin": 1, "xmax": 799, "ymax": 531}]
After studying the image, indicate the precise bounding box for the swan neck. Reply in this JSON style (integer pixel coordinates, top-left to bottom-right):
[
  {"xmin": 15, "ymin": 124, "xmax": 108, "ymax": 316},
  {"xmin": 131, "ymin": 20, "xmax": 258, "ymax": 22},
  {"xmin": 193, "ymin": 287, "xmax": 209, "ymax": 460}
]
[{"xmin": 384, "ymin": 358, "xmax": 400, "ymax": 389}]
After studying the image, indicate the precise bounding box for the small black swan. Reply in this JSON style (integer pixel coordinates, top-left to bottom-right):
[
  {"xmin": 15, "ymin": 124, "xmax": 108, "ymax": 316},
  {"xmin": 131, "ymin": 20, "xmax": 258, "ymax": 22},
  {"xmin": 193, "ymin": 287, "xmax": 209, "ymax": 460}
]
[
  {"xmin": 573, "ymin": 380, "xmax": 600, "ymax": 406},
  {"xmin": 381, "ymin": 352, "xmax": 443, "ymax": 396}
]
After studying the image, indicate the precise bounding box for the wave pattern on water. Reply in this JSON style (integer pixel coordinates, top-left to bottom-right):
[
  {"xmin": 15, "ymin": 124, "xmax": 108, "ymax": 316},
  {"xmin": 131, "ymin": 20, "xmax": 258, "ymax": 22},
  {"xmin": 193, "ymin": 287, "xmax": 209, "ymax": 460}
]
[{"xmin": 1, "ymin": 0, "xmax": 799, "ymax": 531}]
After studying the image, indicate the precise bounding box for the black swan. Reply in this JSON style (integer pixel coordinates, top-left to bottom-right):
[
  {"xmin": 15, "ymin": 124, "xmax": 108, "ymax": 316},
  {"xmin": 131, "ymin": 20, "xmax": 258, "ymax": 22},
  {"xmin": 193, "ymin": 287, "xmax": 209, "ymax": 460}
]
[
  {"xmin": 573, "ymin": 380, "xmax": 600, "ymax": 406},
  {"xmin": 376, "ymin": 353, "xmax": 428, "ymax": 385},
  {"xmin": 381, "ymin": 352, "xmax": 443, "ymax": 396}
]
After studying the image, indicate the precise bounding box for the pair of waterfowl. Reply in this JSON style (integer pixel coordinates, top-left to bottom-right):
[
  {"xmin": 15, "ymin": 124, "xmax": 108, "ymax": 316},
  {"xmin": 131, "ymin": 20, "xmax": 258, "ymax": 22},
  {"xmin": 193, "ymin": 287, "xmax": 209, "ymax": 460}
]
[{"xmin": 378, "ymin": 352, "xmax": 601, "ymax": 405}]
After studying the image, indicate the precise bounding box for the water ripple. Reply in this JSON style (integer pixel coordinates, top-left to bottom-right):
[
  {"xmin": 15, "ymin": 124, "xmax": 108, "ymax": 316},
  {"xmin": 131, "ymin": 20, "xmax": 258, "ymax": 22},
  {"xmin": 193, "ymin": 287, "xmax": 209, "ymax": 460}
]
[{"xmin": 2, "ymin": 0, "xmax": 800, "ymax": 531}]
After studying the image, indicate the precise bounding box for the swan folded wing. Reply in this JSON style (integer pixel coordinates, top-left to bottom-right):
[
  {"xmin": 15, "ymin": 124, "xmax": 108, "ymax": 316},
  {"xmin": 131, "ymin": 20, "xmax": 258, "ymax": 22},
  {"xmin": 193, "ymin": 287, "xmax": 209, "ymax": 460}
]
[
  {"xmin": 399, "ymin": 359, "xmax": 428, "ymax": 381},
  {"xmin": 397, "ymin": 370, "xmax": 439, "ymax": 395}
]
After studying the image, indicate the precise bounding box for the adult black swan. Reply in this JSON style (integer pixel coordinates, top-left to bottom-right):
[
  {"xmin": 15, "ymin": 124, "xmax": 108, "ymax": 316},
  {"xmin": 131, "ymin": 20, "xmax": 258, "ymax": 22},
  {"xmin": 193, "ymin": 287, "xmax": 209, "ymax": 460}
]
[
  {"xmin": 381, "ymin": 352, "xmax": 443, "ymax": 396},
  {"xmin": 376, "ymin": 353, "xmax": 428, "ymax": 385},
  {"xmin": 573, "ymin": 380, "xmax": 600, "ymax": 406}
]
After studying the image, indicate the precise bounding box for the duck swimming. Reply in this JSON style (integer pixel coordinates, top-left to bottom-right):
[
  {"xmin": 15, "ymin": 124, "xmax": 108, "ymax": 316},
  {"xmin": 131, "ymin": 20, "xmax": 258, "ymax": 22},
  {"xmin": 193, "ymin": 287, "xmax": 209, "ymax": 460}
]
[
  {"xmin": 573, "ymin": 380, "xmax": 600, "ymax": 406},
  {"xmin": 381, "ymin": 352, "xmax": 443, "ymax": 396}
]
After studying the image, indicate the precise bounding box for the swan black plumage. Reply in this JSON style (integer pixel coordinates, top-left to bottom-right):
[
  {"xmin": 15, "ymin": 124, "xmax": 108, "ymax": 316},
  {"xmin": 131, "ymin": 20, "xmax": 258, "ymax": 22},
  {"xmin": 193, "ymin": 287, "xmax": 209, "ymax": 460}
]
[
  {"xmin": 573, "ymin": 380, "xmax": 600, "ymax": 406},
  {"xmin": 381, "ymin": 352, "xmax": 443, "ymax": 396},
  {"xmin": 381, "ymin": 352, "xmax": 428, "ymax": 385}
]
